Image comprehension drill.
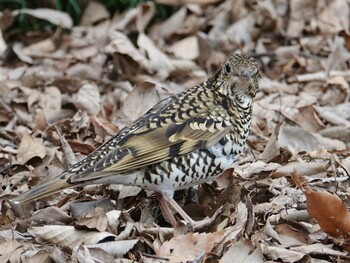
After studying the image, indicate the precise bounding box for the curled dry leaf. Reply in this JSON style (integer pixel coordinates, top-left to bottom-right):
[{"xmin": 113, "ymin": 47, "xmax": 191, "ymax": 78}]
[
  {"xmin": 137, "ymin": 33, "xmax": 174, "ymax": 80},
  {"xmin": 292, "ymin": 170, "xmax": 350, "ymax": 237},
  {"xmin": 30, "ymin": 225, "xmax": 116, "ymax": 249},
  {"xmin": 16, "ymin": 133, "xmax": 46, "ymax": 165},
  {"xmin": 314, "ymin": 102, "xmax": 350, "ymax": 126},
  {"xmin": 271, "ymin": 161, "xmax": 327, "ymax": 179},
  {"xmin": 135, "ymin": 2, "xmax": 155, "ymax": 33},
  {"xmin": 0, "ymin": 31, "xmax": 6, "ymax": 56},
  {"xmin": 106, "ymin": 31, "xmax": 149, "ymax": 71},
  {"xmin": 260, "ymin": 241, "xmax": 305, "ymax": 263},
  {"xmin": 13, "ymin": 8, "xmax": 73, "ymax": 29}
]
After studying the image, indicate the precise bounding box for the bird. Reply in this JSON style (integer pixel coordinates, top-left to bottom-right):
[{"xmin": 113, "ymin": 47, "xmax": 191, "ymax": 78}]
[{"xmin": 11, "ymin": 53, "xmax": 259, "ymax": 228}]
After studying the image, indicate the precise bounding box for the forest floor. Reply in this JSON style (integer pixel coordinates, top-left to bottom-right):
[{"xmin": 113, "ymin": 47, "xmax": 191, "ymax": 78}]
[{"xmin": 1, "ymin": 1, "xmax": 350, "ymax": 262}]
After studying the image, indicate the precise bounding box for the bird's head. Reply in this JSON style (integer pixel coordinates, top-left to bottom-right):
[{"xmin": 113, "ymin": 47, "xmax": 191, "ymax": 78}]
[{"xmin": 216, "ymin": 53, "xmax": 259, "ymax": 104}]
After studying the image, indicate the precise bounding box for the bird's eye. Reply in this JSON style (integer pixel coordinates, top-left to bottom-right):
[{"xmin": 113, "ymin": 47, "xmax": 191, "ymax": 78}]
[{"xmin": 224, "ymin": 64, "xmax": 231, "ymax": 74}]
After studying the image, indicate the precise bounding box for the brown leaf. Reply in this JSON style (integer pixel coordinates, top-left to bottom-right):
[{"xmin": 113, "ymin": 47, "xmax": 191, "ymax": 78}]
[
  {"xmin": 75, "ymin": 207, "xmax": 108, "ymax": 232},
  {"xmin": 30, "ymin": 206, "xmax": 73, "ymax": 225},
  {"xmin": 292, "ymin": 170, "xmax": 350, "ymax": 237}
]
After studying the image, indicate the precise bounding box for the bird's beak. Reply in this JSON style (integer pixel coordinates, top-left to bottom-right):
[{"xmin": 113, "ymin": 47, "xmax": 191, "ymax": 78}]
[{"xmin": 241, "ymin": 70, "xmax": 253, "ymax": 80}]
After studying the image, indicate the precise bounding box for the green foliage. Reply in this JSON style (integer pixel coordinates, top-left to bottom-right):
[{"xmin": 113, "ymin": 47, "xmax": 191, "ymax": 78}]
[{"xmin": 0, "ymin": 0, "xmax": 173, "ymax": 34}]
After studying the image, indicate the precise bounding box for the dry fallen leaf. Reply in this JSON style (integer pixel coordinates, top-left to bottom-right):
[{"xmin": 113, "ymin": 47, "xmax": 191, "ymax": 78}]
[
  {"xmin": 156, "ymin": 231, "xmax": 225, "ymax": 262},
  {"xmin": 3, "ymin": 0, "xmax": 350, "ymax": 261},
  {"xmin": 13, "ymin": 8, "xmax": 73, "ymax": 29},
  {"xmin": 16, "ymin": 133, "xmax": 46, "ymax": 165},
  {"xmin": 30, "ymin": 225, "xmax": 116, "ymax": 249},
  {"xmin": 74, "ymin": 82, "xmax": 101, "ymax": 116},
  {"xmin": 219, "ymin": 239, "xmax": 264, "ymax": 263},
  {"xmin": 75, "ymin": 207, "xmax": 108, "ymax": 232},
  {"xmin": 80, "ymin": 1, "xmax": 110, "ymax": 26},
  {"xmin": 292, "ymin": 170, "xmax": 350, "ymax": 237}
]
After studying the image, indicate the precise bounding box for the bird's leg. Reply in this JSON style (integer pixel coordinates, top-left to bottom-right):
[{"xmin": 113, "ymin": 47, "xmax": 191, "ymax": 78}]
[
  {"xmin": 161, "ymin": 193, "xmax": 196, "ymax": 226},
  {"xmin": 162, "ymin": 192, "xmax": 223, "ymax": 230},
  {"xmin": 155, "ymin": 192, "xmax": 178, "ymax": 227}
]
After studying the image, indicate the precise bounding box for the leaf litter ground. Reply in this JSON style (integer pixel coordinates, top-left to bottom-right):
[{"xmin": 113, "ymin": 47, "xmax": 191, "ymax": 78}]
[{"xmin": 0, "ymin": 0, "xmax": 350, "ymax": 262}]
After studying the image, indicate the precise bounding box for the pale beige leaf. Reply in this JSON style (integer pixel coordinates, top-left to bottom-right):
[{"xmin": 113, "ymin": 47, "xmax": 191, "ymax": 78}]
[
  {"xmin": 271, "ymin": 161, "xmax": 327, "ymax": 179},
  {"xmin": 13, "ymin": 8, "xmax": 73, "ymax": 28},
  {"xmin": 17, "ymin": 133, "xmax": 46, "ymax": 165},
  {"xmin": 171, "ymin": 36, "xmax": 199, "ymax": 60},
  {"xmin": 41, "ymin": 86, "xmax": 62, "ymax": 124},
  {"xmin": 30, "ymin": 225, "xmax": 116, "ymax": 249},
  {"xmin": 137, "ymin": 33, "xmax": 174, "ymax": 79},
  {"xmin": 156, "ymin": 7, "xmax": 187, "ymax": 39},
  {"xmin": 261, "ymin": 241, "xmax": 305, "ymax": 262},
  {"xmin": 278, "ymin": 125, "xmax": 323, "ymax": 155},
  {"xmin": 74, "ymin": 82, "xmax": 101, "ymax": 116},
  {"xmin": 219, "ymin": 239, "xmax": 264, "ymax": 263},
  {"xmin": 80, "ymin": 1, "xmax": 110, "ymax": 26},
  {"xmin": 86, "ymin": 240, "xmax": 139, "ymax": 257},
  {"xmin": 106, "ymin": 31, "xmax": 149, "ymax": 69},
  {"xmin": 223, "ymin": 202, "xmax": 248, "ymax": 240},
  {"xmin": 314, "ymin": 102, "xmax": 350, "ymax": 126},
  {"xmin": 0, "ymin": 31, "xmax": 7, "ymax": 56},
  {"xmin": 290, "ymin": 244, "xmax": 348, "ymax": 257},
  {"xmin": 118, "ymin": 81, "xmax": 169, "ymax": 124},
  {"xmin": 157, "ymin": 231, "xmax": 225, "ymax": 262}
]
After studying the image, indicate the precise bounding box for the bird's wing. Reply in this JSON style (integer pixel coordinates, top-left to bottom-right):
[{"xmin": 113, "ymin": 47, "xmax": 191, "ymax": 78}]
[{"xmin": 69, "ymin": 90, "xmax": 233, "ymax": 183}]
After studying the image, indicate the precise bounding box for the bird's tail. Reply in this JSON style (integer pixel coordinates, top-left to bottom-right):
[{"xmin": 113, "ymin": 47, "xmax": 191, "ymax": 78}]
[{"xmin": 10, "ymin": 173, "xmax": 76, "ymax": 204}]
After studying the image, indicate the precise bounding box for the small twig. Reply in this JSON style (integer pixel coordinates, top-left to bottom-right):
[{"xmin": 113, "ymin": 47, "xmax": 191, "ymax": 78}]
[
  {"xmin": 139, "ymin": 252, "xmax": 169, "ymax": 261},
  {"xmin": 288, "ymin": 70, "xmax": 350, "ymax": 83}
]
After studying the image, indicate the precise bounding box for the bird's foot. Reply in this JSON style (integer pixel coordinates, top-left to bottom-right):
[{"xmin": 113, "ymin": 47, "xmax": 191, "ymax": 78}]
[
  {"xmin": 187, "ymin": 206, "xmax": 223, "ymax": 231},
  {"xmin": 160, "ymin": 192, "xmax": 222, "ymax": 230}
]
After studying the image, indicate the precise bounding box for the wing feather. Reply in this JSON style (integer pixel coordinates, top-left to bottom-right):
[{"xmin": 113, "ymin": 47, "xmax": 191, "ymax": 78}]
[{"xmin": 69, "ymin": 88, "xmax": 232, "ymax": 183}]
